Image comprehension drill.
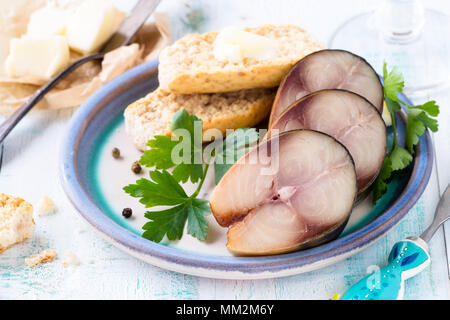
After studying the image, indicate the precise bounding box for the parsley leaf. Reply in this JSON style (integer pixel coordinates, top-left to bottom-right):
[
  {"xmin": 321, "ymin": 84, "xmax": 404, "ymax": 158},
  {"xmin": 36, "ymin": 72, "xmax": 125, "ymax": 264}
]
[
  {"xmin": 143, "ymin": 204, "xmax": 189, "ymax": 242},
  {"xmin": 385, "ymin": 96, "xmax": 401, "ymax": 114},
  {"xmin": 172, "ymin": 161, "xmax": 204, "ymax": 185},
  {"xmin": 214, "ymin": 128, "xmax": 259, "ymax": 184},
  {"xmin": 142, "ymin": 198, "xmax": 210, "ymax": 242},
  {"xmin": 186, "ymin": 198, "xmax": 210, "ymax": 240},
  {"xmin": 389, "ymin": 145, "xmax": 413, "ymax": 171},
  {"xmin": 125, "ymin": 167, "xmax": 210, "ymax": 243},
  {"xmin": 170, "ymin": 110, "xmax": 204, "ymax": 183},
  {"xmin": 123, "ymin": 170, "xmax": 188, "ymax": 207},
  {"xmin": 138, "ymin": 109, "xmax": 204, "ymax": 184},
  {"xmin": 383, "ymin": 63, "xmax": 404, "ymax": 101},
  {"xmin": 405, "ymin": 106, "xmax": 439, "ymax": 153},
  {"xmin": 372, "ymin": 157, "xmax": 393, "ymax": 201},
  {"xmin": 413, "ymin": 100, "xmax": 440, "ymax": 117},
  {"xmin": 139, "ymin": 136, "xmax": 178, "ymax": 169},
  {"xmin": 372, "ymin": 62, "xmax": 439, "ymax": 203}
]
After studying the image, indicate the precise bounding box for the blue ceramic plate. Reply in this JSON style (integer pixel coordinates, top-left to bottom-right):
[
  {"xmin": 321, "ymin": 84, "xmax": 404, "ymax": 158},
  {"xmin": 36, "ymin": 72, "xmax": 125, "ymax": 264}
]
[{"xmin": 60, "ymin": 60, "xmax": 433, "ymax": 279}]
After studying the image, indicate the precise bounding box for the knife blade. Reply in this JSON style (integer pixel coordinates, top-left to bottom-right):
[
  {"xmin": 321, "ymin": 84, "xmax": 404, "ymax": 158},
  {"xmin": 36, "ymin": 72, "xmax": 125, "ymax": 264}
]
[{"xmin": 101, "ymin": 0, "xmax": 161, "ymax": 53}]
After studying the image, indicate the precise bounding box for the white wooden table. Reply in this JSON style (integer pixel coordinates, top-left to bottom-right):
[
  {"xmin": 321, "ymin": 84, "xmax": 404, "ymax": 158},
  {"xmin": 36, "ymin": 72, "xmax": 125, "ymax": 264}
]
[{"xmin": 0, "ymin": 0, "xmax": 449, "ymax": 299}]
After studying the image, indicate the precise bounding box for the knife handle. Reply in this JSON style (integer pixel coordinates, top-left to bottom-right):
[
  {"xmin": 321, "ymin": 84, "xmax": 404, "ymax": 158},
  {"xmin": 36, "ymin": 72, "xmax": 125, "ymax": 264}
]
[
  {"xmin": 339, "ymin": 238, "xmax": 430, "ymax": 300},
  {"xmin": 0, "ymin": 53, "xmax": 103, "ymax": 145}
]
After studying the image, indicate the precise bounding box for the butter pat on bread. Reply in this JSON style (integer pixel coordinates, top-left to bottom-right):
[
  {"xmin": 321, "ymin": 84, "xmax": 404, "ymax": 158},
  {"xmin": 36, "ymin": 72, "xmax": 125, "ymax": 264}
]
[
  {"xmin": 158, "ymin": 24, "xmax": 324, "ymax": 94},
  {"xmin": 213, "ymin": 27, "xmax": 279, "ymax": 63},
  {"xmin": 124, "ymin": 88, "xmax": 276, "ymax": 151},
  {"xmin": 0, "ymin": 194, "xmax": 35, "ymax": 253}
]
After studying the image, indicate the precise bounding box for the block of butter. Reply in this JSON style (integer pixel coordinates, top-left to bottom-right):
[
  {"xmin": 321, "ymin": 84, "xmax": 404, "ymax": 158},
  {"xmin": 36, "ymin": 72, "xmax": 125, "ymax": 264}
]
[
  {"xmin": 5, "ymin": 36, "xmax": 70, "ymax": 80},
  {"xmin": 213, "ymin": 27, "xmax": 279, "ymax": 63},
  {"xmin": 26, "ymin": 4, "xmax": 69, "ymax": 39},
  {"xmin": 66, "ymin": 0, "xmax": 117, "ymax": 54}
]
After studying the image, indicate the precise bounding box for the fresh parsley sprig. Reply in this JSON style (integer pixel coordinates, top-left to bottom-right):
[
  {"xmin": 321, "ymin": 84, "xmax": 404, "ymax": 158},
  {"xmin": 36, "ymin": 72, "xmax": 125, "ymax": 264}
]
[
  {"xmin": 124, "ymin": 109, "xmax": 259, "ymax": 243},
  {"xmin": 372, "ymin": 63, "xmax": 439, "ymax": 203},
  {"xmin": 124, "ymin": 169, "xmax": 210, "ymax": 241},
  {"xmin": 139, "ymin": 110, "xmax": 204, "ymax": 184}
]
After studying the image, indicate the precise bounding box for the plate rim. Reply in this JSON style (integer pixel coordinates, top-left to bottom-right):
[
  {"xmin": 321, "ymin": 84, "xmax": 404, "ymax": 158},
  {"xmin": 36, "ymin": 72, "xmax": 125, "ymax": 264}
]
[{"xmin": 59, "ymin": 60, "xmax": 434, "ymax": 279}]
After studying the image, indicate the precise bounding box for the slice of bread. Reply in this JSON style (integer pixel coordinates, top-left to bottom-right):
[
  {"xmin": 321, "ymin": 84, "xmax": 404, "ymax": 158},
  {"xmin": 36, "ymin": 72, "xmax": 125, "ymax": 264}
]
[
  {"xmin": 0, "ymin": 194, "xmax": 34, "ymax": 253},
  {"xmin": 158, "ymin": 24, "xmax": 324, "ymax": 94},
  {"xmin": 124, "ymin": 87, "xmax": 276, "ymax": 151}
]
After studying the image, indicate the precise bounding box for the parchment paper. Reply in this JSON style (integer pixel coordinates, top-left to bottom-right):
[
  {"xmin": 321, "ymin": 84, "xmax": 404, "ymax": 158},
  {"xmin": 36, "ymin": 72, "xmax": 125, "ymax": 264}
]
[{"xmin": 0, "ymin": 1, "xmax": 170, "ymax": 114}]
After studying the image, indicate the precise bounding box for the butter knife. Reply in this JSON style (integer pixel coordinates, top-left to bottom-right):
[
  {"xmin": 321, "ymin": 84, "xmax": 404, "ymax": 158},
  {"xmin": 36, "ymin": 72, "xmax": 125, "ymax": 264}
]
[{"xmin": 0, "ymin": 0, "xmax": 161, "ymax": 145}]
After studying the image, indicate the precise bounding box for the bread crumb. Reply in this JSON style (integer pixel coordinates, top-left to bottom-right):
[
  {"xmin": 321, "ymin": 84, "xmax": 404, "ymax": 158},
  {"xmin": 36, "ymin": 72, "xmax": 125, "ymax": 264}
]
[
  {"xmin": 62, "ymin": 250, "xmax": 79, "ymax": 266},
  {"xmin": 25, "ymin": 249, "xmax": 56, "ymax": 267},
  {"xmin": 36, "ymin": 195, "xmax": 56, "ymax": 216},
  {"xmin": 0, "ymin": 194, "xmax": 35, "ymax": 253},
  {"xmin": 75, "ymin": 227, "xmax": 84, "ymax": 234}
]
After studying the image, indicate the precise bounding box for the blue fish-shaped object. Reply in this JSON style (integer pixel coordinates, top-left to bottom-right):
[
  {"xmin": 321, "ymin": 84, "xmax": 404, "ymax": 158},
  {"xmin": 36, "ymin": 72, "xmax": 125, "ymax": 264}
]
[{"xmin": 340, "ymin": 238, "xmax": 430, "ymax": 300}]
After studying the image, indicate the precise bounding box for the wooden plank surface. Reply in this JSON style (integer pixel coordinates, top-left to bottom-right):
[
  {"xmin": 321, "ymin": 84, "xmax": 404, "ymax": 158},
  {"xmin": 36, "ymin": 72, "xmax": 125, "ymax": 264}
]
[{"xmin": 0, "ymin": 0, "xmax": 448, "ymax": 299}]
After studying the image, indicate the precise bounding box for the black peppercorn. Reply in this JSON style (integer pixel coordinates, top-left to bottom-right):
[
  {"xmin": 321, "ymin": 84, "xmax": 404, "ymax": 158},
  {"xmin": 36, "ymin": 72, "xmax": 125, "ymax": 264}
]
[
  {"xmin": 112, "ymin": 147, "xmax": 120, "ymax": 159},
  {"xmin": 122, "ymin": 208, "xmax": 132, "ymax": 218},
  {"xmin": 131, "ymin": 161, "xmax": 142, "ymax": 174}
]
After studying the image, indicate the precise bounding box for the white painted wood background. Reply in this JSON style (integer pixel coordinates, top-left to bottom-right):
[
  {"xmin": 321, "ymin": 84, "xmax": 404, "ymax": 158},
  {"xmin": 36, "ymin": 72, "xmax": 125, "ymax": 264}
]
[{"xmin": 0, "ymin": 0, "xmax": 449, "ymax": 299}]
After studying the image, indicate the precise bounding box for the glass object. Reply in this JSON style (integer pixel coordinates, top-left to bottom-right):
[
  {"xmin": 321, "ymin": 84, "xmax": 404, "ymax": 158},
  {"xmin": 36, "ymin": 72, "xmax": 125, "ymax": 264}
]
[{"xmin": 329, "ymin": 0, "xmax": 450, "ymax": 96}]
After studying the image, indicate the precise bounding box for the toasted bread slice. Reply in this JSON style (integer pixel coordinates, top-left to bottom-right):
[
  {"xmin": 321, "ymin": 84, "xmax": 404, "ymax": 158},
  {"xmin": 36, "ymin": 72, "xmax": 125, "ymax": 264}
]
[
  {"xmin": 158, "ymin": 24, "xmax": 324, "ymax": 94},
  {"xmin": 0, "ymin": 194, "xmax": 34, "ymax": 253},
  {"xmin": 124, "ymin": 87, "xmax": 276, "ymax": 151}
]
